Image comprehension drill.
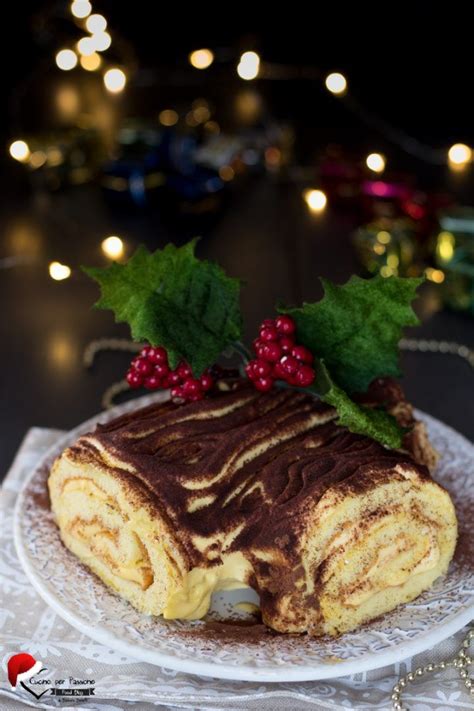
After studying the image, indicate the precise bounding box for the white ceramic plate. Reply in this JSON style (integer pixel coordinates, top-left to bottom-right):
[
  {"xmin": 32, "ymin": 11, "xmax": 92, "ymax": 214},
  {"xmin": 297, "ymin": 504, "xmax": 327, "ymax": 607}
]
[{"xmin": 14, "ymin": 394, "xmax": 474, "ymax": 682}]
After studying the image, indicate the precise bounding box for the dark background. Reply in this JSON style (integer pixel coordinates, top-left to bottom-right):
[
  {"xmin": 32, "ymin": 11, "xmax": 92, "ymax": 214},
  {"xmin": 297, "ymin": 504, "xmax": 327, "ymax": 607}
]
[{"xmin": 1, "ymin": 3, "xmax": 473, "ymax": 476}]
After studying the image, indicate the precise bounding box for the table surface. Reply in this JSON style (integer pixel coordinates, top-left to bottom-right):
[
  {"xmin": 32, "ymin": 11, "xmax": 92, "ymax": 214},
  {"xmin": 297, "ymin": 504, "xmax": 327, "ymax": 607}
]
[{"xmin": 1, "ymin": 177, "xmax": 473, "ymax": 477}]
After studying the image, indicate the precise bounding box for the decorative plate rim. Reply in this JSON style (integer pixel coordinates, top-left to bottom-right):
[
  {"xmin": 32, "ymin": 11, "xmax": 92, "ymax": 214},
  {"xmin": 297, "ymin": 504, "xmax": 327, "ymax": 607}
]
[{"xmin": 13, "ymin": 393, "xmax": 474, "ymax": 682}]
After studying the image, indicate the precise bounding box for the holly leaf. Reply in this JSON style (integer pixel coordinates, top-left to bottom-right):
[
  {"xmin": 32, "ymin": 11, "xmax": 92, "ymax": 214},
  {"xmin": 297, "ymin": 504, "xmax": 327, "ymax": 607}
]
[
  {"xmin": 83, "ymin": 240, "xmax": 242, "ymax": 375},
  {"xmin": 313, "ymin": 360, "xmax": 404, "ymax": 449},
  {"xmin": 280, "ymin": 274, "xmax": 423, "ymax": 393}
]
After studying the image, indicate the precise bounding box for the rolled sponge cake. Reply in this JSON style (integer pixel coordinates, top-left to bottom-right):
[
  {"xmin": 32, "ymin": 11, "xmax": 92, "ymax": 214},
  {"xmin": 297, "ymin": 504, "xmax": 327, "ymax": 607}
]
[{"xmin": 48, "ymin": 381, "xmax": 457, "ymax": 636}]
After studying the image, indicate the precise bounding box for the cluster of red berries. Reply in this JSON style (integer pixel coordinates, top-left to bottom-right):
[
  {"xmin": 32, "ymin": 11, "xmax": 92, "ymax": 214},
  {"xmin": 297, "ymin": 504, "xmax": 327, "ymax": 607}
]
[
  {"xmin": 245, "ymin": 315, "xmax": 315, "ymax": 392},
  {"xmin": 126, "ymin": 346, "xmax": 213, "ymax": 402}
]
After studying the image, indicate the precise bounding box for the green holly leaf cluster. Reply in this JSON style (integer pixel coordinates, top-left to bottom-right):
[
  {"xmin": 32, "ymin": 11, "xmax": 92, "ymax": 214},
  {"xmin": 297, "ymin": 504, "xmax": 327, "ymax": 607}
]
[
  {"xmin": 84, "ymin": 238, "xmax": 423, "ymax": 449},
  {"xmin": 280, "ymin": 274, "xmax": 423, "ymax": 448},
  {"xmin": 280, "ymin": 274, "xmax": 423, "ymax": 393},
  {"xmin": 83, "ymin": 240, "xmax": 242, "ymax": 376}
]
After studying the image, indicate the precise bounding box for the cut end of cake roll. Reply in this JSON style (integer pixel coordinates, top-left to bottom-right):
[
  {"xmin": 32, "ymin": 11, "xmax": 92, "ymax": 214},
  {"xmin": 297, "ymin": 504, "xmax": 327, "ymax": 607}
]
[
  {"xmin": 48, "ymin": 381, "xmax": 457, "ymax": 636},
  {"xmin": 253, "ymin": 459, "xmax": 457, "ymax": 636},
  {"xmin": 48, "ymin": 436, "xmax": 189, "ymax": 617}
]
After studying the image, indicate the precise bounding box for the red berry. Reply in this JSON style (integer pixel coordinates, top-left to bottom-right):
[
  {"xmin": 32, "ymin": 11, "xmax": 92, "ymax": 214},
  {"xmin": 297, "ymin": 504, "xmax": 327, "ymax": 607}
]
[
  {"xmin": 140, "ymin": 345, "xmax": 152, "ymax": 357},
  {"xmin": 272, "ymin": 362, "xmax": 286, "ymax": 380},
  {"xmin": 275, "ymin": 315, "xmax": 295, "ymax": 335},
  {"xmin": 161, "ymin": 375, "xmax": 171, "ymax": 388},
  {"xmin": 126, "ymin": 370, "xmax": 143, "ymax": 388},
  {"xmin": 279, "ymin": 336, "xmax": 294, "ymax": 353},
  {"xmin": 291, "ymin": 345, "xmax": 314, "ymax": 364},
  {"xmin": 168, "ymin": 370, "xmax": 182, "ymax": 386},
  {"xmin": 262, "ymin": 342, "xmax": 282, "ymax": 363},
  {"xmin": 253, "ymin": 359, "xmax": 272, "ymax": 377},
  {"xmin": 144, "ymin": 374, "xmax": 162, "ymax": 390},
  {"xmin": 295, "ymin": 365, "xmax": 316, "ymax": 387},
  {"xmin": 260, "ymin": 326, "xmax": 278, "ymax": 342},
  {"xmin": 245, "ymin": 361, "xmax": 259, "ymax": 380},
  {"xmin": 134, "ymin": 358, "xmax": 153, "ymax": 376},
  {"xmin": 177, "ymin": 362, "xmax": 192, "ymax": 379},
  {"xmin": 254, "ymin": 376, "xmax": 274, "ymax": 392},
  {"xmin": 200, "ymin": 373, "xmax": 213, "ymax": 391},
  {"xmin": 182, "ymin": 378, "xmax": 202, "ymax": 397},
  {"xmin": 154, "ymin": 363, "xmax": 169, "ymax": 378},
  {"xmin": 249, "ymin": 314, "xmax": 315, "ymax": 392},
  {"xmin": 279, "ymin": 355, "xmax": 299, "ymax": 375},
  {"xmin": 148, "ymin": 347, "xmax": 168, "ymax": 365},
  {"xmin": 171, "ymin": 386, "xmax": 184, "ymax": 399}
]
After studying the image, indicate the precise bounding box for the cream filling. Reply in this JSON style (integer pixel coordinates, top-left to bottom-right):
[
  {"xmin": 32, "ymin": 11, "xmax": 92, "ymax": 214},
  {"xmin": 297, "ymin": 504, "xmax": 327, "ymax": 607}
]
[
  {"xmin": 163, "ymin": 551, "xmax": 251, "ymax": 620},
  {"xmin": 343, "ymin": 534, "xmax": 440, "ymax": 607}
]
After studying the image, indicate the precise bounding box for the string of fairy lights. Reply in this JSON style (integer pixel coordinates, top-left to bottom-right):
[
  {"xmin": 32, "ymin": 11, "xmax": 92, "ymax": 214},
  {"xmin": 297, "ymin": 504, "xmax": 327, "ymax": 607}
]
[
  {"xmin": 188, "ymin": 47, "xmax": 473, "ymax": 173},
  {"xmin": 9, "ymin": 25, "xmax": 474, "ymax": 177},
  {"xmin": 58, "ymin": 0, "xmax": 126, "ymax": 91},
  {"xmin": 5, "ymin": 16, "xmax": 474, "ymax": 286},
  {"xmin": 6, "ymin": 0, "xmax": 130, "ymax": 280},
  {"xmin": 8, "ymin": 0, "xmax": 127, "ymax": 167}
]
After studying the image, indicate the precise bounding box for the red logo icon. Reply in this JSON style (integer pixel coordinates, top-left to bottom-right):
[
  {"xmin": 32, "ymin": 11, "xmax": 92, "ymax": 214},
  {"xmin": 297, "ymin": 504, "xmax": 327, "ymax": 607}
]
[{"xmin": 7, "ymin": 653, "xmax": 48, "ymax": 699}]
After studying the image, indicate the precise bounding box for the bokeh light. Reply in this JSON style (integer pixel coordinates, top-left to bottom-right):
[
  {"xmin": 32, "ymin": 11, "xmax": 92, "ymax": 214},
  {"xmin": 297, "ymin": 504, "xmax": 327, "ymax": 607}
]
[
  {"xmin": 386, "ymin": 254, "xmax": 399, "ymax": 270},
  {"xmin": 447, "ymin": 143, "xmax": 472, "ymax": 168},
  {"xmin": 9, "ymin": 140, "xmax": 30, "ymax": 162},
  {"xmin": 71, "ymin": 0, "xmax": 91, "ymax": 19},
  {"xmin": 185, "ymin": 111, "xmax": 199, "ymax": 127},
  {"xmin": 189, "ymin": 48, "xmax": 214, "ymax": 69},
  {"xmin": 47, "ymin": 147, "xmax": 64, "ymax": 167},
  {"xmin": 237, "ymin": 51, "xmax": 260, "ymax": 80},
  {"xmin": 304, "ymin": 189, "xmax": 327, "ymax": 212},
  {"xmin": 91, "ymin": 31, "xmax": 112, "ymax": 52},
  {"xmin": 366, "ymin": 153, "xmax": 386, "ymax": 173},
  {"xmin": 55, "ymin": 49, "xmax": 78, "ymax": 71},
  {"xmin": 48, "ymin": 333, "xmax": 76, "ymax": 371},
  {"xmin": 77, "ymin": 37, "xmax": 96, "ymax": 56},
  {"xmin": 377, "ymin": 230, "xmax": 391, "ymax": 244},
  {"xmin": 235, "ymin": 89, "xmax": 262, "ymax": 123},
  {"xmin": 49, "ymin": 262, "xmax": 71, "ymax": 280},
  {"xmin": 425, "ymin": 267, "xmax": 445, "ymax": 283},
  {"xmin": 56, "ymin": 85, "xmax": 80, "ymax": 118},
  {"xmin": 103, "ymin": 68, "xmax": 127, "ymax": 93},
  {"xmin": 29, "ymin": 151, "xmax": 47, "ymax": 169},
  {"xmin": 159, "ymin": 109, "xmax": 179, "ymax": 126},
  {"xmin": 86, "ymin": 14, "xmax": 107, "ymax": 33},
  {"xmin": 436, "ymin": 231, "xmax": 455, "ymax": 262},
  {"xmin": 192, "ymin": 105, "xmax": 211, "ymax": 123},
  {"xmin": 219, "ymin": 165, "xmax": 235, "ymax": 182},
  {"xmin": 80, "ymin": 52, "xmax": 102, "ymax": 71},
  {"xmin": 101, "ymin": 236, "xmax": 124, "ymax": 259},
  {"xmin": 325, "ymin": 72, "xmax": 347, "ymax": 95}
]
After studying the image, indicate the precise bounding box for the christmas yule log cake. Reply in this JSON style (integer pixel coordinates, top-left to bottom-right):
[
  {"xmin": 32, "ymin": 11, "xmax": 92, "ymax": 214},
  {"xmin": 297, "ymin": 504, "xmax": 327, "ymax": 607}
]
[{"xmin": 48, "ymin": 379, "xmax": 457, "ymax": 636}]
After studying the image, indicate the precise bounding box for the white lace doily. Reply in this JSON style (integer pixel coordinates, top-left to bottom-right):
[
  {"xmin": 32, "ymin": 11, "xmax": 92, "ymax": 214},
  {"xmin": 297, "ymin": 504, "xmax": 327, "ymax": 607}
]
[{"xmin": 13, "ymin": 394, "xmax": 474, "ymax": 682}]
